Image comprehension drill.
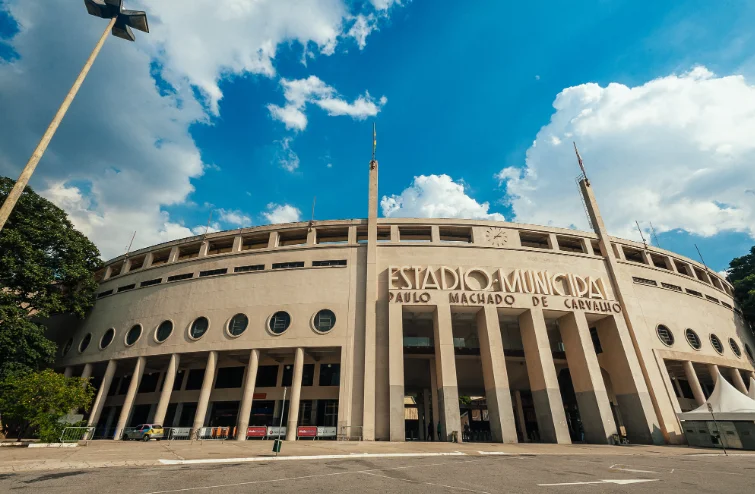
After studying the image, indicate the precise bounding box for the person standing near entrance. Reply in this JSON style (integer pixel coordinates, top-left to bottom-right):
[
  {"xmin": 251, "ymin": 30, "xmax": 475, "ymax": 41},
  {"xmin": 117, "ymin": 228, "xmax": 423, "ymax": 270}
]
[{"xmin": 427, "ymin": 422, "xmax": 433, "ymax": 441}]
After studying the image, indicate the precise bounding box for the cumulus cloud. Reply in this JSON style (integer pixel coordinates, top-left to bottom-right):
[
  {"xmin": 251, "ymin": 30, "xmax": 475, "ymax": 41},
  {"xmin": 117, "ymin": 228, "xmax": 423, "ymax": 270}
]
[
  {"xmin": 497, "ymin": 66, "xmax": 755, "ymax": 241},
  {"xmin": 370, "ymin": 0, "xmax": 403, "ymax": 10},
  {"xmin": 262, "ymin": 203, "xmax": 302, "ymax": 224},
  {"xmin": 382, "ymin": 174, "xmax": 505, "ymax": 221},
  {"xmin": 268, "ymin": 75, "xmax": 387, "ymax": 130},
  {"xmin": 217, "ymin": 208, "xmax": 252, "ymax": 226},
  {"xmin": 276, "ymin": 137, "xmax": 300, "ymax": 172},
  {"xmin": 348, "ymin": 14, "xmax": 376, "ymax": 50}
]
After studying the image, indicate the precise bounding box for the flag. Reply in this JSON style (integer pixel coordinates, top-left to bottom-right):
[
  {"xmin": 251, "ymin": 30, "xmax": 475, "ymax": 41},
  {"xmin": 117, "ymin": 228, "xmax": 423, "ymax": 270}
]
[{"xmin": 573, "ymin": 142, "xmax": 587, "ymax": 178}]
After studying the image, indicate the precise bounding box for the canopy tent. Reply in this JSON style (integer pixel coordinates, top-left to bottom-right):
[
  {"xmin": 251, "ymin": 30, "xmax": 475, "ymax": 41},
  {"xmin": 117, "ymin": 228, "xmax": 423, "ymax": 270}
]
[{"xmin": 677, "ymin": 370, "xmax": 755, "ymax": 422}]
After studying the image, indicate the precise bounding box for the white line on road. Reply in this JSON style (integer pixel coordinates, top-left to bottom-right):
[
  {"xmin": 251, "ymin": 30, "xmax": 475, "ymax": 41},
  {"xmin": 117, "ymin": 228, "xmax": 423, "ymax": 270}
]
[
  {"xmin": 361, "ymin": 470, "xmax": 491, "ymax": 494},
  {"xmin": 610, "ymin": 464, "xmax": 658, "ymax": 474},
  {"xmin": 538, "ymin": 479, "xmax": 659, "ymax": 486},
  {"xmin": 158, "ymin": 451, "xmax": 467, "ymax": 466},
  {"xmin": 477, "ymin": 451, "xmax": 511, "ymax": 455}
]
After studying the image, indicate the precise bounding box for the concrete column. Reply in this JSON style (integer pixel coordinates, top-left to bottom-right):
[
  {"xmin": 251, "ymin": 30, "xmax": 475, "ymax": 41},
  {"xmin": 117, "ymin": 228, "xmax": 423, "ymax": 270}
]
[
  {"xmin": 143, "ymin": 252, "xmax": 154, "ymax": 269},
  {"xmin": 122, "ymin": 258, "xmax": 132, "ymax": 274},
  {"xmin": 103, "ymin": 265, "xmax": 112, "ymax": 280},
  {"xmin": 236, "ymin": 349, "xmax": 260, "ymax": 441},
  {"xmin": 87, "ymin": 360, "xmax": 117, "ymax": 427},
  {"xmin": 114, "ymin": 357, "xmax": 146, "ymax": 439},
  {"xmin": 153, "ymin": 354, "xmax": 180, "ymax": 426},
  {"xmin": 430, "ymin": 225, "xmax": 440, "ymax": 243},
  {"xmin": 286, "ymin": 348, "xmax": 305, "ymax": 440},
  {"xmin": 80, "ymin": 363, "xmax": 93, "ymax": 381},
  {"xmin": 232, "ymin": 235, "xmax": 243, "ymax": 252},
  {"xmin": 707, "ymin": 364, "xmax": 720, "ymax": 386},
  {"xmin": 730, "ymin": 368, "xmax": 748, "ymax": 394},
  {"xmin": 476, "ymin": 305, "xmax": 517, "ymax": 443},
  {"xmin": 388, "ymin": 303, "xmax": 405, "ymax": 441},
  {"xmin": 63, "ymin": 366, "xmax": 73, "ymax": 378},
  {"xmin": 192, "ymin": 351, "xmax": 218, "ymax": 436},
  {"xmin": 167, "ymin": 246, "xmax": 179, "ymax": 263},
  {"xmin": 267, "ymin": 231, "xmax": 279, "ymax": 248},
  {"xmin": 417, "ymin": 393, "xmax": 426, "ymax": 441},
  {"xmin": 433, "ymin": 305, "xmax": 462, "ymax": 441},
  {"xmin": 558, "ymin": 312, "xmax": 617, "ymax": 443},
  {"xmin": 683, "ymin": 361, "xmax": 706, "ymax": 406},
  {"xmin": 519, "ymin": 308, "xmax": 571, "ymax": 444},
  {"xmin": 513, "ymin": 390, "xmax": 529, "ymax": 443},
  {"xmin": 429, "ymin": 359, "xmax": 439, "ymax": 441},
  {"xmin": 423, "ymin": 390, "xmax": 431, "ymax": 440},
  {"xmin": 198, "ymin": 240, "xmax": 209, "ymax": 257}
]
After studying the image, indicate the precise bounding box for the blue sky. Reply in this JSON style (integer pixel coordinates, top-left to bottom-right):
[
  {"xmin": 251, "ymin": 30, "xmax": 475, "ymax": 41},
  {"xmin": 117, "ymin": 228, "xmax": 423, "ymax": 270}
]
[{"xmin": 0, "ymin": 0, "xmax": 754, "ymax": 270}]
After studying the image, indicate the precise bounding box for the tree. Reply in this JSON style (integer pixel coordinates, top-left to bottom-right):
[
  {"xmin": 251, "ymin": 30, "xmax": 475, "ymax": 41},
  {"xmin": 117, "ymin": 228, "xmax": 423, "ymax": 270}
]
[
  {"xmin": 0, "ymin": 177, "xmax": 102, "ymax": 378},
  {"xmin": 0, "ymin": 369, "xmax": 94, "ymax": 442},
  {"xmin": 728, "ymin": 246, "xmax": 755, "ymax": 329}
]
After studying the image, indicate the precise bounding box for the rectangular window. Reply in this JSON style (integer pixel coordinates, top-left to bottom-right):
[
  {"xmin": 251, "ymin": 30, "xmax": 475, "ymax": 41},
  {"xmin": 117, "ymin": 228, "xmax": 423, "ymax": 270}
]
[
  {"xmin": 272, "ymin": 261, "xmax": 304, "ymax": 269},
  {"xmin": 590, "ymin": 240, "xmax": 603, "ymax": 256},
  {"xmin": 686, "ymin": 289, "xmax": 703, "ymax": 297},
  {"xmin": 357, "ymin": 225, "xmax": 391, "ymax": 243},
  {"xmin": 632, "ymin": 277, "xmax": 657, "ymax": 286},
  {"xmin": 140, "ymin": 278, "xmax": 162, "ymax": 287},
  {"xmin": 234, "ymin": 264, "xmax": 264, "ymax": 273},
  {"xmin": 281, "ymin": 364, "xmax": 315, "ymax": 387},
  {"xmin": 255, "ymin": 365, "xmax": 278, "ymax": 388},
  {"xmin": 519, "ymin": 231, "xmax": 550, "ymax": 249},
  {"xmin": 722, "ymin": 302, "xmax": 733, "ymax": 310},
  {"xmin": 150, "ymin": 249, "xmax": 171, "ymax": 266},
  {"xmin": 117, "ymin": 284, "xmax": 136, "ymax": 292},
  {"xmin": 623, "ymin": 247, "xmax": 646, "ymax": 264},
  {"xmin": 128, "ymin": 255, "xmax": 146, "ymax": 271},
  {"xmin": 109, "ymin": 263, "xmax": 123, "ymax": 277},
  {"xmin": 279, "ymin": 230, "xmax": 308, "ymax": 246},
  {"xmin": 316, "ymin": 228, "xmax": 349, "ymax": 244},
  {"xmin": 705, "ymin": 295, "xmax": 720, "ymax": 304},
  {"xmin": 178, "ymin": 244, "xmax": 201, "ymax": 261},
  {"xmin": 439, "ymin": 226, "xmax": 472, "ymax": 243},
  {"xmin": 97, "ymin": 289, "xmax": 113, "ymax": 298},
  {"xmin": 312, "ymin": 259, "xmax": 347, "ymax": 267},
  {"xmin": 242, "ymin": 233, "xmax": 270, "ymax": 250},
  {"xmin": 199, "ymin": 268, "xmax": 227, "ymax": 277},
  {"xmin": 185, "ymin": 369, "xmax": 205, "ymax": 390},
  {"xmin": 207, "ymin": 238, "xmax": 235, "ymax": 255},
  {"xmin": 138, "ymin": 373, "xmax": 159, "ymax": 393},
  {"xmin": 319, "ymin": 364, "xmax": 340, "ymax": 386},
  {"xmin": 650, "ymin": 254, "xmax": 671, "ymax": 270},
  {"xmin": 398, "ymin": 226, "xmax": 432, "ymax": 242},
  {"xmin": 556, "ymin": 236, "xmax": 585, "ymax": 253},
  {"xmin": 661, "ymin": 282, "xmax": 682, "ymax": 292},
  {"xmin": 674, "ymin": 260, "xmax": 693, "ymax": 277},
  {"xmin": 693, "ymin": 267, "xmax": 710, "ymax": 284},
  {"xmin": 167, "ymin": 273, "xmax": 194, "ymax": 282},
  {"xmin": 214, "ymin": 367, "xmax": 245, "ymax": 389}
]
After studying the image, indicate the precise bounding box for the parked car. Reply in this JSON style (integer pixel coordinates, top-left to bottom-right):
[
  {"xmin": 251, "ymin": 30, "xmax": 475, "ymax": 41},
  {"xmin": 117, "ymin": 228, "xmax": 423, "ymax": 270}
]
[{"xmin": 122, "ymin": 424, "xmax": 164, "ymax": 441}]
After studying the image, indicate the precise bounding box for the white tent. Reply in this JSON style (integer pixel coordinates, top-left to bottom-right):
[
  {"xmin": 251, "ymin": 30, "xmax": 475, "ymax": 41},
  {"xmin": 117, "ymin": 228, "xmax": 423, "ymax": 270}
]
[{"xmin": 677, "ymin": 370, "xmax": 755, "ymax": 422}]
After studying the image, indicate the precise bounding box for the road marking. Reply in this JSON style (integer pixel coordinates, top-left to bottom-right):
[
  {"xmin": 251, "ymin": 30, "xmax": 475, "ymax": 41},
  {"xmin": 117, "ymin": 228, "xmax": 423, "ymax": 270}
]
[
  {"xmin": 538, "ymin": 479, "xmax": 659, "ymax": 486},
  {"xmin": 477, "ymin": 451, "xmax": 510, "ymax": 455},
  {"xmin": 610, "ymin": 464, "xmax": 657, "ymax": 474},
  {"xmin": 158, "ymin": 451, "xmax": 468, "ymax": 466},
  {"xmin": 361, "ymin": 470, "xmax": 491, "ymax": 494}
]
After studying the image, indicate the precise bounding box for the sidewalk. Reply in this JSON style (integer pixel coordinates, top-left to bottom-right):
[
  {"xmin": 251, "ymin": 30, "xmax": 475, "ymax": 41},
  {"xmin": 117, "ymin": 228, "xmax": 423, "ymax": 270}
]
[{"xmin": 0, "ymin": 439, "xmax": 748, "ymax": 474}]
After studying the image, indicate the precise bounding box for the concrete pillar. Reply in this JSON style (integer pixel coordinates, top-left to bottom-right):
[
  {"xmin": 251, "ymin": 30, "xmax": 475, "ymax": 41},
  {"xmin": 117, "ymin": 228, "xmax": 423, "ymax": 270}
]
[
  {"xmin": 63, "ymin": 366, "xmax": 73, "ymax": 378},
  {"xmin": 153, "ymin": 354, "xmax": 180, "ymax": 426},
  {"xmin": 594, "ymin": 314, "xmax": 660, "ymax": 444},
  {"xmin": 122, "ymin": 258, "xmax": 132, "ymax": 274},
  {"xmin": 236, "ymin": 349, "xmax": 260, "ymax": 441},
  {"xmin": 267, "ymin": 231, "xmax": 278, "ymax": 248},
  {"xmin": 143, "ymin": 252, "xmax": 154, "ymax": 269},
  {"xmin": 429, "ymin": 359, "xmax": 439, "ymax": 441},
  {"xmin": 232, "ymin": 235, "xmax": 243, "ymax": 252},
  {"xmin": 513, "ymin": 390, "xmax": 529, "ymax": 443},
  {"xmin": 422, "ymin": 390, "xmax": 431, "ymax": 440},
  {"xmin": 198, "ymin": 240, "xmax": 209, "ymax": 257},
  {"xmin": 707, "ymin": 364, "xmax": 720, "ymax": 386},
  {"xmin": 114, "ymin": 357, "xmax": 146, "ymax": 439},
  {"xmin": 167, "ymin": 246, "xmax": 179, "ymax": 263},
  {"xmin": 672, "ymin": 376, "xmax": 684, "ymax": 398},
  {"xmin": 730, "ymin": 368, "xmax": 748, "ymax": 394},
  {"xmin": 388, "ymin": 303, "xmax": 405, "ymax": 441},
  {"xmin": 519, "ymin": 308, "xmax": 571, "ymax": 444},
  {"xmin": 683, "ymin": 361, "xmax": 706, "ymax": 406},
  {"xmin": 286, "ymin": 348, "xmax": 305, "ymax": 440},
  {"xmin": 361, "ymin": 158, "xmax": 379, "ymax": 442},
  {"xmin": 80, "ymin": 363, "xmax": 93, "ymax": 383},
  {"xmin": 433, "ymin": 305, "xmax": 462, "ymax": 441},
  {"xmin": 417, "ymin": 392, "xmax": 426, "ymax": 441},
  {"xmin": 476, "ymin": 305, "xmax": 517, "ymax": 443},
  {"xmin": 192, "ymin": 351, "xmax": 218, "ymax": 436},
  {"xmin": 87, "ymin": 360, "xmax": 117, "ymax": 427},
  {"xmin": 558, "ymin": 312, "xmax": 617, "ymax": 443}
]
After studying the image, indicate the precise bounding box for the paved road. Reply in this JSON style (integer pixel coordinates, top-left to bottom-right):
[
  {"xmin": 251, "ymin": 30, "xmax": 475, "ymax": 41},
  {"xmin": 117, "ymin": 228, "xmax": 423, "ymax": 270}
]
[{"xmin": 1, "ymin": 453, "xmax": 753, "ymax": 493}]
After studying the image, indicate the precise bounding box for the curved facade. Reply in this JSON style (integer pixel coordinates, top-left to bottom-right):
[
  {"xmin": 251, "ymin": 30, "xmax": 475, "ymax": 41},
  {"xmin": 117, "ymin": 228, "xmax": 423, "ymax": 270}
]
[{"xmin": 50, "ymin": 175, "xmax": 755, "ymax": 445}]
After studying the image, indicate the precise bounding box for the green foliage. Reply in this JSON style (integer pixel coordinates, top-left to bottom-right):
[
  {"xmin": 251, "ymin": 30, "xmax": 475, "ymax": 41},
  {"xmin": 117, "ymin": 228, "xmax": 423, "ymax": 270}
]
[
  {"xmin": 0, "ymin": 177, "xmax": 102, "ymax": 376},
  {"xmin": 728, "ymin": 246, "xmax": 755, "ymax": 328},
  {"xmin": 0, "ymin": 369, "xmax": 94, "ymax": 442}
]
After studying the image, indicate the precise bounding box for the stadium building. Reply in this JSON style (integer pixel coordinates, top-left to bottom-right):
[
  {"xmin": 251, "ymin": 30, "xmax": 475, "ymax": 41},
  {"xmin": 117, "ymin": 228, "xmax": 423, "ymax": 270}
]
[{"xmin": 50, "ymin": 159, "xmax": 755, "ymax": 444}]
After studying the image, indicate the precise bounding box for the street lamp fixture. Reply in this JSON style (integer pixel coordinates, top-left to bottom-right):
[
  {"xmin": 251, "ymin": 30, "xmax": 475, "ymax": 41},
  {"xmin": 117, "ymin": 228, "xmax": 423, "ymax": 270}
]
[{"xmin": 0, "ymin": 1, "xmax": 149, "ymax": 232}]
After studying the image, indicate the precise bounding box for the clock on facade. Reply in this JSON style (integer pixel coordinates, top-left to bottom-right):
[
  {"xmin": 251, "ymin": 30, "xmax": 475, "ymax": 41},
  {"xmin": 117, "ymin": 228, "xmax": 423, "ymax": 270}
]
[{"xmin": 484, "ymin": 227, "xmax": 508, "ymax": 247}]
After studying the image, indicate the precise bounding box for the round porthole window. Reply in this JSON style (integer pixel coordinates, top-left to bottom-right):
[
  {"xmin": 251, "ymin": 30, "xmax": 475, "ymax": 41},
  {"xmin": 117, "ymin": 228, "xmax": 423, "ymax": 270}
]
[
  {"xmin": 268, "ymin": 311, "xmax": 291, "ymax": 335},
  {"xmin": 656, "ymin": 325, "xmax": 674, "ymax": 347},
  {"xmin": 125, "ymin": 324, "xmax": 142, "ymax": 346},
  {"xmin": 685, "ymin": 329, "xmax": 701, "ymax": 350},
  {"xmin": 190, "ymin": 317, "xmax": 209, "ymax": 340},
  {"xmin": 729, "ymin": 338, "xmax": 742, "ymax": 358},
  {"xmin": 155, "ymin": 320, "xmax": 174, "ymax": 343},
  {"xmin": 100, "ymin": 328, "xmax": 115, "ymax": 349},
  {"xmin": 710, "ymin": 334, "xmax": 724, "ymax": 354},
  {"xmin": 746, "ymin": 344, "xmax": 754, "ymax": 362},
  {"xmin": 79, "ymin": 333, "xmax": 92, "ymax": 353},
  {"xmin": 62, "ymin": 338, "xmax": 73, "ymax": 356},
  {"xmin": 228, "ymin": 313, "xmax": 249, "ymax": 337},
  {"xmin": 313, "ymin": 309, "xmax": 336, "ymax": 333}
]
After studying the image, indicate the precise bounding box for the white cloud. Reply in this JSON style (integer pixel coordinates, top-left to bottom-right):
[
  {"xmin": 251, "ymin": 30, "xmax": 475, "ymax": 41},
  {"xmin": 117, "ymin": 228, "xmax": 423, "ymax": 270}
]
[
  {"xmin": 381, "ymin": 174, "xmax": 505, "ymax": 220},
  {"xmin": 217, "ymin": 208, "xmax": 252, "ymax": 226},
  {"xmin": 268, "ymin": 75, "xmax": 386, "ymax": 130},
  {"xmin": 348, "ymin": 14, "xmax": 376, "ymax": 50},
  {"xmin": 276, "ymin": 137, "xmax": 300, "ymax": 172},
  {"xmin": 262, "ymin": 203, "xmax": 302, "ymax": 224},
  {"xmin": 497, "ymin": 66, "xmax": 755, "ymax": 241},
  {"xmin": 370, "ymin": 0, "xmax": 402, "ymax": 10}
]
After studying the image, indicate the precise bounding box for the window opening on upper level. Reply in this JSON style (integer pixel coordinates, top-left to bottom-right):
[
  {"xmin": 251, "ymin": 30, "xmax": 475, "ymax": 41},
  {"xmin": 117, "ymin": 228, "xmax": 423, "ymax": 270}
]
[
  {"xmin": 167, "ymin": 273, "xmax": 194, "ymax": 282},
  {"xmin": 208, "ymin": 238, "xmax": 234, "ymax": 255},
  {"xmin": 705, "ymin": 295, "xmax": 719, "ymax": 304},
  {"xmin": 97, "ymin": 289, "xmax": 113, "ymax": 298},
  {"xmin": 199, "ymin": 268, "xmax": 227, "ymax": 277},
  {"xmin": 178, "ymin": 243, "xmax": 201, "ymax": 261},
  {"xmin": 623, "ymin": 246, "xmax": 646, "ymax": 264},
  {"xmin": 235, "ymin": 264, "xmax": 264, "ymax": 273},
  {"xmin": 439, "ymin": 226, "xmax": 472, "ymax": 243},
  {"xmin": 279, "ymin": 229, "xmax": 308, "ymax": 246},
  {"xmin": 357, "ymin": 226, "xmax": 391, "ymax": 243},
  {"xmin": 692, "ymin": 267, "xmax": 710, "ymax": 284},
  {"xmin": 519, "ymin": 231, "xmax": 550, "ymax": 249},
  {"xmin": 686, "ymin": 288, "xmax": 702, "ymax": 297},
  {"xmin": 272, "ymin": 261, "xmax": 305, "ymax": 269},
  {"xmin": 316, "ymin": 227, "xmax": 349, "ymax": 244},
  {"xmin": 556, "ymin": 235, "xmax": 584, "ymax": 253},
  {"xmin": 661, "ymin": 282, "xmax": 682, "ymax": 292},
  {"xmin": 141, "ymin": 278, "xmax": 162, "ymax": 287},
  {"xmin": 117, "ymin": 284, "xmax": 136, "ymax": 292},
  {"xmin": 632, "ymin": 277, "xmax": 657, "ymax": 286},
  {"xmin": 710, "ymin": 276, "xmax": 723, "ymax": 290},
  {"xmin": 109, "ymin": 262, "xmax": 123, "ymax": 277},
  {"xmin": 721, "ymin": 301, "xmax": 733, "ymax": 310},
  {"xmin": 312, "ymin": 259, "xmax": 347, "ymax": 267},
  {"xmin": 649, "ymin": 254, "xmax": 671, "ymax": 270},
  {"xmin": 242, "ymin": 232, "xmax": 269, "ymax": 250},
  {"xmin": 590, "ymin": 240, "xmax": 603, "ymax": 256},
  {"xmin": 128, "ymin": 255, "xmax": 146, "ymax": 271},
  {"xmin": 151, "ymin": 249, "xmax": 171, "ymax": 267},
  {"xmin": 398, "ymin": 226, "xmax": 432, "ymax": 242}
]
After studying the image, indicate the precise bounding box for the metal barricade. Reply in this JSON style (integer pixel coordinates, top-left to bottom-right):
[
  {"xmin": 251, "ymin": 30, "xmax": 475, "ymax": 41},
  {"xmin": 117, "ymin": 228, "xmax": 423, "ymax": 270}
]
[
  {"xmin": 60, "ymin": 427, "xmax": 95, "ymax": 444},
  {"xmin": 164, "ymin": 427, "xmax": 192, "ymax": 441},
  {"xmin": 195, "ymin": 426, "xmax": 230, "ymax": 441},
  {"xmin": 338, "ymin": 425, "xmax": 362, "ymax": 441}
]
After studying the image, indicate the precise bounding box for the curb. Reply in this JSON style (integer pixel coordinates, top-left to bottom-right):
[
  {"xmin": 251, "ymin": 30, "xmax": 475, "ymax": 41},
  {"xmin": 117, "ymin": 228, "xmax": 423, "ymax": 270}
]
[{"xmin": 0, "ymin": 443, "xmax": 78, "ymax": 448}]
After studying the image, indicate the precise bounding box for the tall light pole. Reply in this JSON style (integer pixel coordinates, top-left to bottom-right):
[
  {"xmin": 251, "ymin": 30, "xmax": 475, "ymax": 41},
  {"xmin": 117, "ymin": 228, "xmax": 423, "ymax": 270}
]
[{"xmin": 0, "ymin": 0, "xmax": 149, "ymax": 232}]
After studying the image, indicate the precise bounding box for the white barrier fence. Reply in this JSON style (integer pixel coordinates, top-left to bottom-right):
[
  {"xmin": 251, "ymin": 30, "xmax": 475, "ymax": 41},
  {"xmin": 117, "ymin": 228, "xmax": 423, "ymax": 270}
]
[
  {"xmin": 60, "ymin": 427, "xmax": 95, "ymax": 443},
  {"xmin": 338, "ymin": 425, "xmax": 363, "ymax": 441}
]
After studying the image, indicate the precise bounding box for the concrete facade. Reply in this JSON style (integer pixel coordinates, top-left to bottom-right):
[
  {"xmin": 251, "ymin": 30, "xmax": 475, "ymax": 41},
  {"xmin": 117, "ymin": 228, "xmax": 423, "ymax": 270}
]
[{"xmin": 49, "ymin": 173, "xmax": 755, "ymax": 445}]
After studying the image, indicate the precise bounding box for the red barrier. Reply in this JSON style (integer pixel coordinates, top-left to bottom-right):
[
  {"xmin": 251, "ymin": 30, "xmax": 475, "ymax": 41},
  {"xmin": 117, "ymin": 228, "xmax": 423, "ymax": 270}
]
[
  {"xmin": 246, "ymin": 426, "xmax": 267, "ymax": 438},
  {"xmin": 297, "ymin": 426, "xmax": 317, "ymax": 438}
]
